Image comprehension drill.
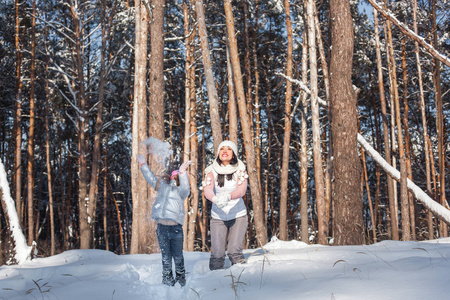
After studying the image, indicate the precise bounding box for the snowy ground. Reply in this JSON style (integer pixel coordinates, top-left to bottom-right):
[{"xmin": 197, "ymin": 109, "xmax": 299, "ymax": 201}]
[{"xmin": 1, "ymin": 237, "xmax": 449, "ymax": 300}]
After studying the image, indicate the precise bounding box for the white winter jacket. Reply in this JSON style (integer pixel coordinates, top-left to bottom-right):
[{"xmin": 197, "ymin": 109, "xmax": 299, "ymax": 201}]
[{"xmin": 140, "ymin": 164, "xmax": 190, "ymax": 225}]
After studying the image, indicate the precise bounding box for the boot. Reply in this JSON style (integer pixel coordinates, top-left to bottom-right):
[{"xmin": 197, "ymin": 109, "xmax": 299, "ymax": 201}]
[
  {"xmin": 162, "ymin": 272, "xmax": 175, "ymax": 286},
  {"xmin": 175, "ymin": 271, "xmax": 186, "ymax": 287}
]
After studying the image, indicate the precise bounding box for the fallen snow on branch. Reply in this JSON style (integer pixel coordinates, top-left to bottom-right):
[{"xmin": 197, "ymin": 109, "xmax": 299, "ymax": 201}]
[
  {"xmin": 277, "ymin": 72, "xmax": 450, "ymax": 223},
  {"xmin": 357, "ymin": 134, "xmax": 450, "ymax": 224}
]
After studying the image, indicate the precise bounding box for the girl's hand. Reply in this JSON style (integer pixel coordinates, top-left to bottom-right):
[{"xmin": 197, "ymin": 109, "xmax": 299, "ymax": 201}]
[
  {"xmin": 137, "ymin": 154, "xmax": 146, "ymax": 167},
  {"xmin": 179, "ymin": 160, "xmax": 192, "ymax": 173}
]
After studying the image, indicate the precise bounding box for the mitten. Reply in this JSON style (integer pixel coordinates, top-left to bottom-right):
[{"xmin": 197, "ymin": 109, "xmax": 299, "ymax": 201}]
[
  {"xmin": 179, "ymin": 160, "xmax": 192, "ymax": 174},
  {"xmin": 213, "ymin": 195, "xmax": 228, "ymax": 208},
  {"xmin": 222, "ymin": 193, "xmax": 231, "ymax": 201},
  {"xmin": 137, "ymin": 154, "xmax": 146, "ymax": 167}
]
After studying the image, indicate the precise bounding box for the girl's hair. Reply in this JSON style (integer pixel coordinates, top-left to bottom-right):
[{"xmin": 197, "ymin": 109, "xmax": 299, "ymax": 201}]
[
  {"xmin": 156, "ymin": 173, "xmax": 179, "ymax": 190},
  {"xmin": 216, "ymin": 153, "xmax": 238, "ymax": 187},
  {"xmin": 173, "ymin": 174, "xmax": 180, "ymax": 186}
]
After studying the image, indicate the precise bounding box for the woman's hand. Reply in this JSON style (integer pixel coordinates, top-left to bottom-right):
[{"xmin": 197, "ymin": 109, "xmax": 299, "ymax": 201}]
[{"xmin": 212, "ymin": 193, "xmax": 231, "ymax": 208}]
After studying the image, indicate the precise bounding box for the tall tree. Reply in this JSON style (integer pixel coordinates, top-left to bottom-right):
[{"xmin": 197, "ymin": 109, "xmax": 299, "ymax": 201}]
[
  {"xmin": 431, "ymin": 0, "xmax": 446, "ymax": 238},
  {"xmin": 69, "ymin": 1, "xmax": 90, "ymax": 249},
  {"xmin": 413, "ymin": 0, "xmax": 433, "ymax": 239},
  {"xmin": 182, "ymin": 0, "xmax": 194, "ymax": 249},
  {"xmin": 306, "ymin": 0, "xmax": 326, "ymax": 244},
  {"xmin": 130, "ymin": 0, "xmax": 149, "ymax": 254},
  {"xmin": 373, "ymin": 7, "xmax": 399, "ymax": 240},
  {"xmin": 147, "ymin": 0, "xmax": 166, "ymax": 252},
  {"xmin": 223, "ymin": 0, "xmax": 267, "ymax": 246},
  {"xmin": 26, "ymin": 0, "xmax": 37, "ymax": 245},
  {"xmin": 87, "ymin": 0, "xmax": 117, "ymax": 248},
  {"xmin": 43, "ymin": 14, "xmax": 55, "ymax": 256},
  {"xmin": 13, "ymin": 0, "xmax": 23, "ymax": 226},
  {"xmin": 330, "ymin": 0, "xmax": 363, "ymax": 245},
  {"xmin": 279, "ymin": 0, "xmax": 294, "ymax": 241},
  {"xmin": 300, "ymin": 29, "xmax": 309, "ymax": 244},
  {"xmin": 195, "ymin": 0, "xmax": 223, "ymax": 150}
]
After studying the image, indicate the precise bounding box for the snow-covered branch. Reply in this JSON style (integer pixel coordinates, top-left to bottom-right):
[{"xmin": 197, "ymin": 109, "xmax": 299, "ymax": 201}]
[
  {"xmin": 0, "ymin": 159, "xmax": 35, "ymax": 264},
  {"xmin": 276, "ymin": 72, "xmax": 327, "ymax": 117},
  {"xmin": 357, "ymin": 134, "xmax": 450, "ymax": 225},
  {"xmin": 282, "ymin": 72, "xmax": 450, "ymax": 224},
  {"xmin": 367, "ymin": 0, "xmax": 450, "ymax": 68}
]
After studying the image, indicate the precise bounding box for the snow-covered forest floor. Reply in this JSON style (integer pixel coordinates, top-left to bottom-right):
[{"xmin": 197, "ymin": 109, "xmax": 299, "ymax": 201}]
[{"xmin": 1, "ymin": 237, "xmax": 449, "ymax": 300}]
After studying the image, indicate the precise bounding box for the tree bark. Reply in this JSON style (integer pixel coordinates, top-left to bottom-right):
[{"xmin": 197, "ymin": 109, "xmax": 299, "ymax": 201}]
[
  {"xmin": 43, "ymin": 20, "xmax": 55, "ymax": 256},
  {"xmin": 69, "ymin": 3, "xmax": 90, "ymax": 249},
  {"xmin": 431, "ymin": 0, "xmax": 447, "ymax": 238},
  {"xmin": 130, "ymin": 0, "xmax": 148, "ymax": 254},
  {"xmin": 226, "ymin": 41, "xmax": 238, "ymax": 144},
  {"xmin": 147, "ymin": 0, "xmax": 166, "ymax": 253},
  {"xmin": 87, "ymin": 0, "xmax": 116, "ymax": 248},
  {"xmin": 224, "ymin": 0, "xmax": 267, "ymax": 246},
  {"xmin": 26, "ymin": 0, "xmax": 37, "ymax": 246},
  {"xmin": 182, "ymin": 0, "xmax": 193, "ymax": 250},
  {"xmin": 384, "ymin": 0, "xmax": 410, "ymax": 240},
  {"xmin": 329, "ymin": 0, "xmax": 363, "ymax": 245},
  {"xmin": 413, "ymin": 0, "xmax": 433, "ymax": 239},
  {"xmin": 306, "ymin": 0, "xmax": 326, "ymax": 245},
  {"xmin": 14, "ymin": 0, "xmax": 23, "ymax": 227},
  {"xmin": 252, "ymin": 0, "xmax": 261, "ymax": 182},
  {"xmin": 187, "ymin": 91, "xmax": 199, "ymax": 251},
  {"xmin": 279, "ymin": 0, "xmax": 293, "ymax": 241},
  {"xmin": 401, "ymin": 39, "xmax": 416, "ymax": 240},
  {"xmin": 195, "ymin": 0, "xmax": 223, "ymax": 150},
  {"xmin": 373, "ymin": 8, "xmax": 399, "ymax": 240},
  {"xmin": 300, "ymin": 29, "xmax": 309, "ymax": 244}
]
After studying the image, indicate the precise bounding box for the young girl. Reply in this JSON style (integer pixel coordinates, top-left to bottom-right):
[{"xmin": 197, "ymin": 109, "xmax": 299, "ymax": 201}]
[
  {"xmin": 137, "ymin": 154, "xmax": 191, "ymax": 286},
  {"xmin": 202, "ymin": 140, "xmax": 249, "ymax": 270}
]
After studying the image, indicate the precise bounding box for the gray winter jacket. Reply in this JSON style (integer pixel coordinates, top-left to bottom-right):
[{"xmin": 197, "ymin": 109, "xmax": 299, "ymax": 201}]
[{"xmin": 140, "ymin": 164, "xmax": 190, "ymax": 225}]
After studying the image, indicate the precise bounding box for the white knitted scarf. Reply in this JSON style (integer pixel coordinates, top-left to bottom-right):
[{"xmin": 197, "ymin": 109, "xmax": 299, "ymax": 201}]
[{"xmin": 205, "ymin": 159, "xmax": 246, "ymax": 176}]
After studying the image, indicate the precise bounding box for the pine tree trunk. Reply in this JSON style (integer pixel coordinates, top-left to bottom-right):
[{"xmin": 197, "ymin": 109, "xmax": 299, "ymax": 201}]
[
  {"xmin": 431, "ymin": 0, "xmax": 447, "ymax": 238},
  {"xmin": 187, "ymin": 96, "xmax": 199, "ymax": 251},
  {"xmin": 70, "ymin": 4, "xmax": 90, "ymax": 249},
  {"xmin": 14, "ymin": 0, "xmax": 23, "ymax": 227},
  {"xmin": 87, "ymin": 0, "xmax": 113, "ymax": 247},
  {"xmin": 306, "ymin": 0, "xmax": 326, "ymax": 245},
  {"xmin": 103, "ymin": 142, "xmax": 109, "ymax": 252},
  {"xmin": 252, "ymin": 0, "xmax": 261, "ymax": 182},
  {"xmin": 195, "ymin": 0, "xmax": 223, "ymax": 150},
  {"xmin": 242, "ymin": 1, "xmax": 253, "ymax": 126},
  {"xmin": 147, "ymin": 0, "xmax": 166, "ymax": 253},
  {"xmin": 186, "ymin": 3, "xmax": 199, "ymax": 249},
  {"xmin": 413, "ymin": 0, "xmax": 433, "ymax": 240},
  {"xmin": 329, "ymin": 0, "xmax": 363, "ymax": 245},
  {"xmin": 26, "ymin": 0, "xmax": 37, "ymax": 246},
  {"xmin": 226, "ymin": 42, "xmax": 238, "ymax": 144},
  {"xmin": 300, "ymin": 29, "xmax": 309, "ymax": 244},
  {"xmin": 279, "ymin": 0, "xmax": 293, "ymax": 241},
  {"xmin": 130, "ymin": 0, "xmax": 148, "ymax": 254},
  {"xmin": 44, "ymin": 24, "xmax": 55, "ymax": 255},
  {"xmin": 384, "ymin": 0, "xmax": 410, "ymax": 240},
  {"xmin": 224, "ymin": 0, "xmax": 267, "ymax": 246},
  {"xmin": 182, "ymin": 0, "xmax": 193, "ymax": 250},
  {"xmin": 373, "ymin": 8, "xmax": 399, "ymax": 240},
  {"xmin": 401, "ymin": 40, "xmax": 416, "ymax": 240}
]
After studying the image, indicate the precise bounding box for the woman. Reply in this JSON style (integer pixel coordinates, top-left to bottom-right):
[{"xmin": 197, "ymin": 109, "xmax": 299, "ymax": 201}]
[
  {"xmin": 203, "ymin": 140, "xmax": 249, "ymax": 270},
  {"xmin": 137, "ymin": 154, "xmax": 191, "ymax": 286}
]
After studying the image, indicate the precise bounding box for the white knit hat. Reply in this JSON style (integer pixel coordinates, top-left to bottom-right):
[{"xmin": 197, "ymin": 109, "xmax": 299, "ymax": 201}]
[{"xmin": 216, "ymin": 140, "xmax": 238, "ymax": 158}]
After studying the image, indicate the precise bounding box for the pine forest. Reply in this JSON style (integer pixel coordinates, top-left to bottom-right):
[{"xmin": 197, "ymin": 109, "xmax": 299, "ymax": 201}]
[{"xmin": 0, "ymin": 0, "xmax": 448, "ymax": 263}]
